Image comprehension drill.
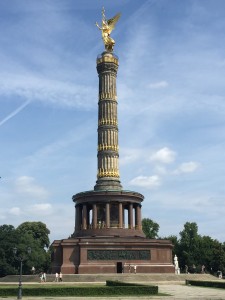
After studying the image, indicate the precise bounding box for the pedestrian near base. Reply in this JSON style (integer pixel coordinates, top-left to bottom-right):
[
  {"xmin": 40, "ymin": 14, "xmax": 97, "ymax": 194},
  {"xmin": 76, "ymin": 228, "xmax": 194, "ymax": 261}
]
[
  {"xmin": 55, "ymin": 272, "xmax": 59, "ymax": 282},
  {"xmin": 128, "ymin": 264, "xmax": 131, "ymax": 273},
  {"xmin": 59, "ymin": 272, "xmax": 63, "ymax": 282}
]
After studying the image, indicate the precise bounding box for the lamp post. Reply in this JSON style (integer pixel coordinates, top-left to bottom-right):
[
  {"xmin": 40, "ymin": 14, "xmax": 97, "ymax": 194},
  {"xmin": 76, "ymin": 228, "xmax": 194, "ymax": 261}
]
[{"xmin": 13, "ymin": 247, "xmax": 31, "ymax": 300}]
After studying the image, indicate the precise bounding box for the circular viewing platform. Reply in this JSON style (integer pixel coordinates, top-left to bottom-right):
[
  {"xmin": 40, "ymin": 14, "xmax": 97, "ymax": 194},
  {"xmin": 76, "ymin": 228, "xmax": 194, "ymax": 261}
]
[{"xmin": 72, "ymin": 190, "xmax": 145, "ymax": 238}]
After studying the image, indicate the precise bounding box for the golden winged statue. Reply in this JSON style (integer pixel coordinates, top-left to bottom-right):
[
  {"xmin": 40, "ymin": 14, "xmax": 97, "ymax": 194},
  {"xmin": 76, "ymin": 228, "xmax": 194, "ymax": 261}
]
[{"xmin": 96, "ymin": 7, "xmax": 121, "ymax": 52}]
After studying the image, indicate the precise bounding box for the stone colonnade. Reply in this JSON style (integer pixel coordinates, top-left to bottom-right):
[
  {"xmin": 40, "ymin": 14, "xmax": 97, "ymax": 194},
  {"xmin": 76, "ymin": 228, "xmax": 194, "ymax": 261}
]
[{"xmin": 75, "ymin": 201, "xmax": 142, "ymax": 232}]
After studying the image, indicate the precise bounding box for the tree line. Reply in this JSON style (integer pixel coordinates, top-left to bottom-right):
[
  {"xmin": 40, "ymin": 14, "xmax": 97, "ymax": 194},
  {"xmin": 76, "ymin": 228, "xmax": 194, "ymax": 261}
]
[
  {"xmin": 142, "ymin": 218, "xmax": 225, "ymax": 275},
  {"xmin": 1, "ymin": 220, "xmax": 225, "ymax": 277}
]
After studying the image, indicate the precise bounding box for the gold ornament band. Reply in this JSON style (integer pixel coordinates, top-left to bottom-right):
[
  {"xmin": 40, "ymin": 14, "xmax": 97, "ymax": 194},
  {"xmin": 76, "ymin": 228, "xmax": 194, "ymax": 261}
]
[
  {"xmin": 98, "ymin": 168, "xmax": 120, "ymax": 178},
  {"xmin": 99, "ymin": 92, "xmax": 117, "ymax": 101},
  {"xmin": 98, "ymin": 144, "xmax": 119, "ymax": 151},
  {"xmin": 97, "ymin": 56, "xmax": 119, "ymax": 65},
  {"xmin": 98, "ymin": 118, "xmax": 118, "ymax": 126}
]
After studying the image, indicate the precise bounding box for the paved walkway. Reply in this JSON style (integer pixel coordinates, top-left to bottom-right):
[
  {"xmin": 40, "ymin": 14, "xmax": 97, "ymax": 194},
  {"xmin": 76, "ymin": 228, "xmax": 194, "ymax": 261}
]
[
  {"xmin": 158, "ymin": 284, "xmax": 225, "ymax": 299},
  {"xmin": 1, "ymin": 284, "xmax": 225, "ymax": 299}
]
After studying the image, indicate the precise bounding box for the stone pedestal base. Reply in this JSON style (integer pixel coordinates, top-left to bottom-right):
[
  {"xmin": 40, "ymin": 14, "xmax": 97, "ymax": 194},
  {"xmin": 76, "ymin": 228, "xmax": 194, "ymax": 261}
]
[{"xmin": 51, "ymin": 236, "xmax": 174, "ymax": 274}]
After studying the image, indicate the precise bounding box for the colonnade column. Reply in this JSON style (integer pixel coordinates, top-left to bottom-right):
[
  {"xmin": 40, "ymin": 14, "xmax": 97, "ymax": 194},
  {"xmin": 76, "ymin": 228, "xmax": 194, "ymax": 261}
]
[
  {"xmin": 123, "ymin": 207, "xmax": 125, "ymax": 229},
  {"xmin": 106, "ymin": 203, "xmax": 110, "ymax": 228},
  {"xmin": 82, "ymin": 205, "xmax": 87, "ymax": 230},
  {"xmin": 87, "ymin": 208, "xmax": 90, "ymax": 229},
  {"xmin": 136, "ymin": 205, "xmax": 142, "ymax": 229},
  {"xmin": 93, "ymin": 204, "xmax": 97, "ymax": 229},
  {"xmin": 119, "ymin": 203, "xmax": 123, "ymax": 228},
  {"xmin": 128, "ymin": 203, "xmax": 133, "ymax": 229},
  {"xmin": 75, "ymin": 206, "xmax": 80, "ymax": 231}
]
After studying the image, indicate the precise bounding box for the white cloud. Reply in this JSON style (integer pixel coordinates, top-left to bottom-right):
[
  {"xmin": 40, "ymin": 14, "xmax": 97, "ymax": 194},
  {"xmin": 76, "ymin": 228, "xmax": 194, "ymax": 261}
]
[
  {"xmin": 15, "ymin": 176, "xmax": 49, "ymax": 200},
  {"xmin": 0, "ymin": 73, "xmax": 95, "ymax": 110},
  {"xmin": 174, "ymin": 161, "xmax": 199, "ymax": 174},
  {"xmin": 9, "ymin": 207, "xmax": 21, "ymax": 216},
  {"xmin": 120, "ymin": 148, "xmax": 141, "ymax": 165},
  {"xmin": 150, "ymin": 147, "xmax": 176, "ymax": 164},
  {"xmin": 129, "ymin": 175, "xmax": 161, "ymax": 189},
  {"xmin": 153, "ymin": 165, "xmax": 167, "ymax": 175},
  {"xmin": 28, "ymin": 203, "xmax": 52, "ymax": 215},
  {"xmin": 147, "ymin": 81, "xmax": 169, "ymax": 89}
]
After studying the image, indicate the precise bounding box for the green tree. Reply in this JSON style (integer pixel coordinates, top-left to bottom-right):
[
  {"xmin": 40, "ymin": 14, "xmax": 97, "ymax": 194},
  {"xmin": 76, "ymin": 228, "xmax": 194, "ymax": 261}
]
[
  {"xmin": 15, "ymin": 222, "xmax": 51, "ymax": 273},
  {"xmin": 197, "ymin": 235, "xmax": 216, "ymax": 272},
  {"xmin": 0, "ymin": 225, "xmax": 18, "ymax": 276},
  {"xmin": 17, "ymin": 221, "xmax": 50, "ymax": 248},
  {"xmin": 159, "ymin": 221, "xmax": 225, "ymax": 274},
  {"xmin": 0, "ymin": 222, "xmax": 51, "ymax": 276},
  {"xmin": 14, "ymin": 230, "xmax": 51, "ymax": 274},
  {"xmin": 211, "ymin": 242, "xmax": 225, "ymax": 274},
  {"xmin": 179, "ymin": 222, "xmax": 201, "ymax": 268},
  {"xmin": 142, "ymin": 218, "xmax": 159, "ymax": 239},
  {"xmin": 177, "ymin": 222, "xmax": 225, "ymax": 274},
  {"xmin": 164, "ymin": 235, "xmax": 180, "ymax": 257},
  {"xmin": 179, "ymin": 222, "xmax": 199, "ymax": 248}
]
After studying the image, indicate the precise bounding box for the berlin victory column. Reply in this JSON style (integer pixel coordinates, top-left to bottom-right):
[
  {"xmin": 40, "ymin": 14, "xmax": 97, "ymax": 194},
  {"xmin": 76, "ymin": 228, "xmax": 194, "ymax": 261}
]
[{"xmin": 51, "ymin": 8, "xmax": 174, "ymax": 274}]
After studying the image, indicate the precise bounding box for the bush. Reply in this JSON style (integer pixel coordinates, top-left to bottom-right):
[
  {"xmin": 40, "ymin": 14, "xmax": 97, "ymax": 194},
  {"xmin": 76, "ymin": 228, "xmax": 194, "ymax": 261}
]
[
  {"xmin": 106, "ymin": 280, "xmax": 147, "ymax": 286},
  {"xmin": 186, "ymin": 280, "xmax": 225, "ymax": 289},
  {"xmin": 0, "ymin": 282, "xmax": 158, "ymax": 297}
]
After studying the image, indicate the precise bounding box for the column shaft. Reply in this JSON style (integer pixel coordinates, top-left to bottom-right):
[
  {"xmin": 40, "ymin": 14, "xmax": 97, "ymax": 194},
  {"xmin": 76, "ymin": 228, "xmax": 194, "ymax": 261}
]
[
  {"xmin": 93, "ymin": 204, "xmax": 97, "ymax": 229},
  {"xmin": 95, "ymin": 52, "xmax": 122, "ymax": 191},
  {"xmin": 106, "ymin": 203, "xmax": 110, "ymax": 228},
  {"xmin": 82, "ymin": 205, "xmax": 87, "ymax": 230},
  {"xmin": 75, "ymin": 206, "xmax": 79, "ymax": 231},
  {"xmin": 87, "ymin": 207, "xmax": 90, "ymax": 229},
  {"xmin": 137, "ymin": 205, "xmax": 142, "ymax": 229},
  {"xmin": 128, "ymin": 203, "xmax": 133, "ymax": 229},
  {"xmin": 119, "ymin": 203, "xmax": 123, "ymax": 228}
]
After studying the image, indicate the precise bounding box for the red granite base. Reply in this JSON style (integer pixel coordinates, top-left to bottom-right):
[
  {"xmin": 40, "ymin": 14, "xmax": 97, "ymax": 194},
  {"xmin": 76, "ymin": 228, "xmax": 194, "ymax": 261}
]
[{"xmin": 51, "ymin": 236, "xmax": 175, "ymax": 274}]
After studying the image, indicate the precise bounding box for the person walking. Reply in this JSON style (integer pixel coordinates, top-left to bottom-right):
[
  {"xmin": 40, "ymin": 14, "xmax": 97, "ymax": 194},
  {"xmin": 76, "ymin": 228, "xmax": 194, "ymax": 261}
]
[
  {"xmin": 59, "ymin": 272, "xmax": 63, "ymax": 282},
  {"xmin": 128, "ymin": 264, "xmax": 131, "ymax": 273},
  {"xmin": 55, "ymin": 272, "xmax": 59, "ymax": 282}
]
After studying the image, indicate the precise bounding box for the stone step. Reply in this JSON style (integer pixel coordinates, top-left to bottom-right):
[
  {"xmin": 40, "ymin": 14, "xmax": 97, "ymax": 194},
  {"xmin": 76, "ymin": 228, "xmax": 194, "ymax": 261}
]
[{"xmin": 0, "ymin": 273, "xmax": 219, "ymax": 283}]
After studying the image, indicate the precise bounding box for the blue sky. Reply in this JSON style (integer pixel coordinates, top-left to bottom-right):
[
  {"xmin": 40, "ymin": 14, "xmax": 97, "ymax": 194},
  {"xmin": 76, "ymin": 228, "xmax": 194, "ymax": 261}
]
[{"xmin": 0, "ymin": 0, "xmax": 225, "ymax": 243}]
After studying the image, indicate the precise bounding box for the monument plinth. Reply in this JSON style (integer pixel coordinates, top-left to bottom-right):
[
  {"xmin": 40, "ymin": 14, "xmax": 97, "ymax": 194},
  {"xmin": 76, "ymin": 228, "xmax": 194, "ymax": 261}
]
[{"xmin": 51, "ymin": 9, "xmax": 174, "ymax": 274}]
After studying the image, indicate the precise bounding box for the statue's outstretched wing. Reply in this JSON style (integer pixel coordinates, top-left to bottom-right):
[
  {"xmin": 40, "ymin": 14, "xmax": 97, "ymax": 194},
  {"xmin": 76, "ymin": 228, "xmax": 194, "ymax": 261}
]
[{"xmin": 107, "ymin": 13, "xmax": 121, "ymax": 34}]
